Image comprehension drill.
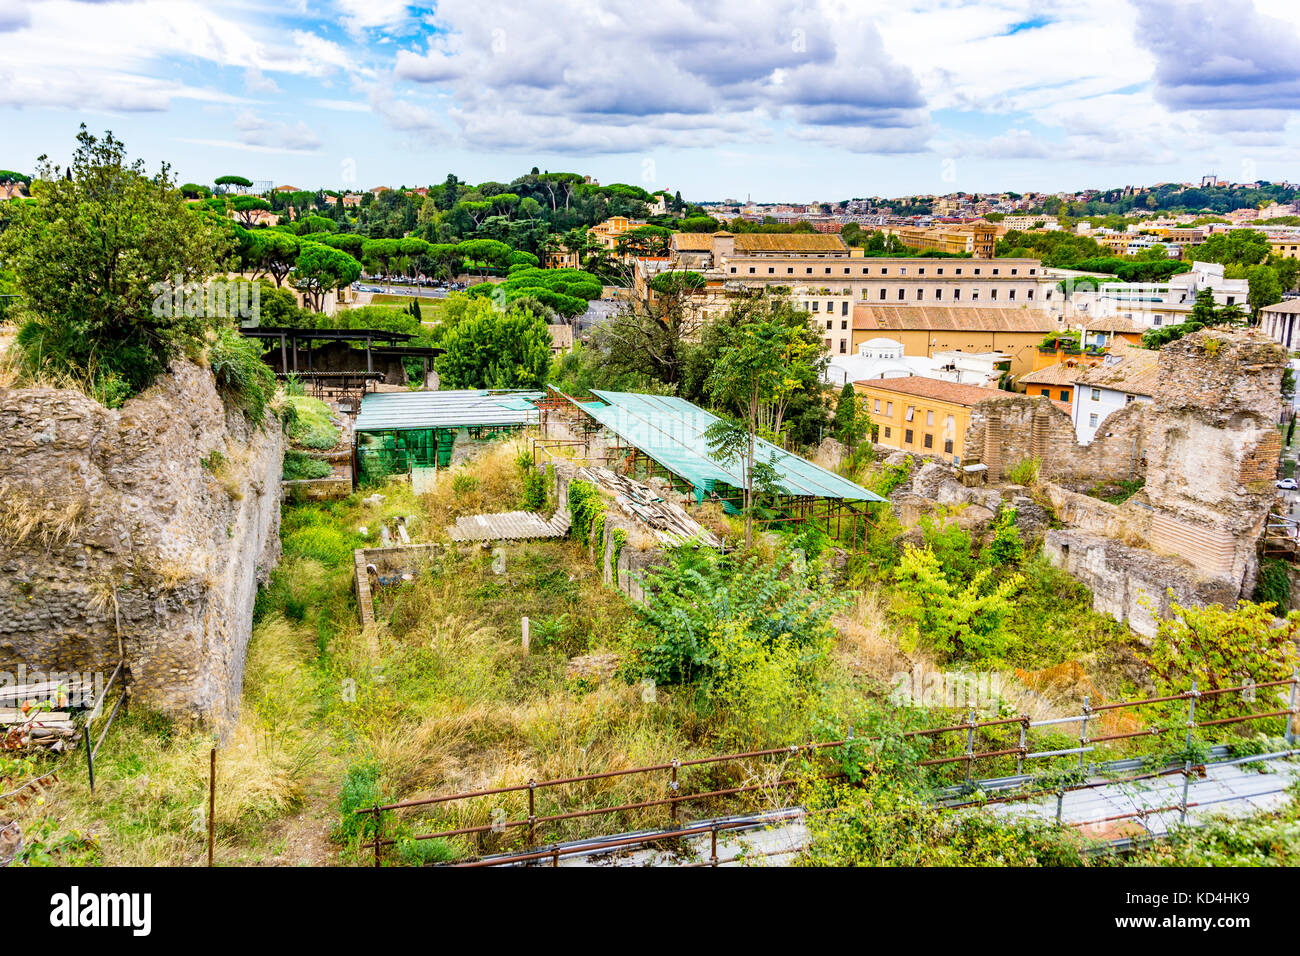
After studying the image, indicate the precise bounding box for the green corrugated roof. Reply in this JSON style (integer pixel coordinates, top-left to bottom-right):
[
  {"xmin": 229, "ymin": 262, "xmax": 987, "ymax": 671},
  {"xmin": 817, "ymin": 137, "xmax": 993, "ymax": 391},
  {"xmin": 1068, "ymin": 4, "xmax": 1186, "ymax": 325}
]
[
  {"xmin": 580, "ymin": 389, "xmax": 885, "ymax": 503},
  {"xmin": 355, "ymin": 389, "xmax": 542, "ymax": 432}
]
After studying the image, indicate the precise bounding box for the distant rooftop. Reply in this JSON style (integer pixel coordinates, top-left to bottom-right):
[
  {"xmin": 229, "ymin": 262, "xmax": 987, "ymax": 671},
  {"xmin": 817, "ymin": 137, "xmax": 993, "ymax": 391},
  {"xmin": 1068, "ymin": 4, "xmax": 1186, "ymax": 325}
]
[{"xmin": 354, "ymin": 389, "xmax": 542, "ymax": 432}]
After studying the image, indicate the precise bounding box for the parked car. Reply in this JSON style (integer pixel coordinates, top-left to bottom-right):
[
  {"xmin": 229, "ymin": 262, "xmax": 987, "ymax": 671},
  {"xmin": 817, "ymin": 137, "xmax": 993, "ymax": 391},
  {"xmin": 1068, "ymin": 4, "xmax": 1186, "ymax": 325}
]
[{"xmin": 1277, "ymin": 478, "xmax": 1298, "ymax": 490}]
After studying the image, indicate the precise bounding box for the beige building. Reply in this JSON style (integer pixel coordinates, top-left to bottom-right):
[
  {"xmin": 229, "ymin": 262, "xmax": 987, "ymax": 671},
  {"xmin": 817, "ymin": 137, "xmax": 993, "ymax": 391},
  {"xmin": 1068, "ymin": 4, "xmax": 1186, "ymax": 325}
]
[{"xmin": 1258, "ymin": 299, "xmax": 1300, "ymax": 350}]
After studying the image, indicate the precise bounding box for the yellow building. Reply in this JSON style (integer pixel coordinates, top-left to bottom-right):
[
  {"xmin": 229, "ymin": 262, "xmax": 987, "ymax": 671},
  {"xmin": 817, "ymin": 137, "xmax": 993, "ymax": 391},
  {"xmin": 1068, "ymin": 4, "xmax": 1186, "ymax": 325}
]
[
  {"xmin": 851, "ymin": 306, "xmax": 1061, "ymax": 377},
  {"xmin": 1018, "ymin": 362, "xmax": 1089, "ymax": 406},
  {"xmin": 1268, "ymin": 236, "xmax": 1300, "ymax": 260},
  {"xmin": 854, "ymin": 376, "xmax": 999, "ymax": 463},
  {"xmin": 885, "ymin": 222, "xmax": 997, "ymax": 258},
  {"xmin": 590, "ymin": 216, "xmax": 645, "ymax": 250}
]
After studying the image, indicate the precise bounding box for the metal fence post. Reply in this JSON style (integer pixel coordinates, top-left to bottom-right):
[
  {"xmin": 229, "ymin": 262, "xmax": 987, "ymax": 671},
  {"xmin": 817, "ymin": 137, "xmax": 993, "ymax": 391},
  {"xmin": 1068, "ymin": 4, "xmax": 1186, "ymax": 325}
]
[
  {"xmin": 669, "ymin": 760, "xmax": 679, "ymax": 824},
  {"xmin": 527, "ymin": 779, "xmax": 537, "ymax": 849},
  {"xmin": 964, "ymin": 709, "xmax": 977, "ymax": 785},
  {"xmin": 208, "ymin": 747, "xmax": 216, "ymax": 867},
  {"xmin": 372, "ymin": 803, "xmax": 382, "ymax": 867},
  {"xmin": 1078, "ymin": 697, "xmax": 1091, "ymax": 772},
  {"xmin": 1016, "ymin": 717, "xmax": 1027, "ymax": 777},
  {"xmin": 1287, "ymin": 668, "xmax": 1299, "ymax": 748},
  {"xmin": 1055, "ymin": 788, "xmax": 1065, "ymax": 826},
  {"xmin": 710, "ymin": 825, "xmax": 719, "ymax": 867},
  {"xmin": 1179, "ymin": 759, "xmax": 1193, "ymax": 824},
  {"xmin": 1185, "ymin": 680, "xmax": 1198, "ymax": 754}
]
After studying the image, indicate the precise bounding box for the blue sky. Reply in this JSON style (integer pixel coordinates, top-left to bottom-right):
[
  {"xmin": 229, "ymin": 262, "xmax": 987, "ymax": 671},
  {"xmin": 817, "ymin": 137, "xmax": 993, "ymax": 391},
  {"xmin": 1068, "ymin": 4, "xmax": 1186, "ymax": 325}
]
[{"xmin": 2, "ymin": 0, "xmax": 1300, "ymax": 202}]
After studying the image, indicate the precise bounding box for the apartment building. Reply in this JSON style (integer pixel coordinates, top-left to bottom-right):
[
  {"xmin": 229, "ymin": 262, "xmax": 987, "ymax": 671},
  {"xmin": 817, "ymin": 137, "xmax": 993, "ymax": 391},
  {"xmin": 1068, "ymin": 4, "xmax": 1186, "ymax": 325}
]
[
  {"xmin": 883, "ymin": 221, "xmax": 998, "ymax": 258},
  {"xmin": 854, "ymin": 376, "xmax": 1001, "ymax": 463},
  {"xmin": 851, "ymin": 306, "xmax": 1061, "ymax": 377},
  {"xmin": 590, "ymin": 216, "xmax": 645, "ymax": 250},
  {"xmin": 1268, "ymin": 236, "xmax": 1300, "ymax": 260},
  {"xmin": 999, "ymin": 215, "xmax": 1060, "ymax": 232},
  {"xmin": 792, "ymin": 287, "xmax": 854, "ymax": 355},
  {"xmin": 1066, "ymin": 261, "xmax": 1249, "ymax": 329}
]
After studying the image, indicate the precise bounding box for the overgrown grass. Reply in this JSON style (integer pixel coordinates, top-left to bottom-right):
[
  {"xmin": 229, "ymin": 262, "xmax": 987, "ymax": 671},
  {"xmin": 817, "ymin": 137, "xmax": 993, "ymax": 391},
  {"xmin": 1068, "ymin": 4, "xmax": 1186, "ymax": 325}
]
[{"xmin": 283, "ymin": 395, "xmax": 340, "ymax": 450}]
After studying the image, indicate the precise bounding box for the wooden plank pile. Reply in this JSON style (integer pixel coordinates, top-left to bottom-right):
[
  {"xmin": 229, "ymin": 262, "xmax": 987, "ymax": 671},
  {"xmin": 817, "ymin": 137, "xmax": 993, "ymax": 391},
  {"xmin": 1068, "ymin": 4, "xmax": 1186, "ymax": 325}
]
[
  {"xmin": 0, "ymin": 678, "xmax": 92, "ymax": 751},
  {"xmin": 578, "ymin": 467, "xmax": 722, "ymax": 548}
]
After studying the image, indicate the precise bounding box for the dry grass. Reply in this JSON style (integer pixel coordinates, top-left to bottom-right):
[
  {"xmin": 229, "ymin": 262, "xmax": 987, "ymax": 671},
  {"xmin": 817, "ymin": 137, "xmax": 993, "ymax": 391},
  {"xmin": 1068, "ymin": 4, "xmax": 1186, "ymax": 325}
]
[
  {"xmin": 833, "ymin": 586, "xmax": 917, "ymax": 683},
  {"xmin": 0, "ymin": 491, "xmax": 87, "ymax": 551}
]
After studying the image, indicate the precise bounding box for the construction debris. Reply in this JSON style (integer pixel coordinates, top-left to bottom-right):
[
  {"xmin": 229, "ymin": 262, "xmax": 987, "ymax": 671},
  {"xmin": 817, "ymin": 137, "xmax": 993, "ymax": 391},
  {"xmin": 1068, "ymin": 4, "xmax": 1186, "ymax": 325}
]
[
  {"xmin": 578, "ymin": 467, "xmax": 722, "ymax": 548},
  {"xmin": 447, "ymin": 509, "xmax": 572, "ymax": 543}
]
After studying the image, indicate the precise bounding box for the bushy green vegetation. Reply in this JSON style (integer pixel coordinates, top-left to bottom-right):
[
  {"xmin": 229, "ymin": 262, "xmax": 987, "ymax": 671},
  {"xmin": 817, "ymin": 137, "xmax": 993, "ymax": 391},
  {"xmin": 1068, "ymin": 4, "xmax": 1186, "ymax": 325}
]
[{"xmin": 282, "ymin": 395, "xmax": 339, "ymax": 450}]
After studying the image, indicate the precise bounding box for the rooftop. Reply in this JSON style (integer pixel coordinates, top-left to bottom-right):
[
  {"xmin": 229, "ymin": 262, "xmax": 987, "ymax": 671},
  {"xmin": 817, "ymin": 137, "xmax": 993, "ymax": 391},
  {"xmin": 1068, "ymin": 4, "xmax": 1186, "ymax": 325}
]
[
  {"xmin": 354, "ymin": 389, "xmax": 543, "ymax": 432},
  {"xmin": 853, "ymin": 375, "xmax": 1003, "ymax": 407},
  {"xmin": 853, "ymin": 306, "xmax": 1060, "ymax": 333},
  {"xmin": 1074, "ymin": 342, "xmax": 1161, "ymax": 396},
  {"xmin": 571, "ymin": 389, "xmax": 884, "ymax": 503},
  {"xmin": 731, "ymin": 233, "xmax": 848, "ymax": 254},
  {"xmin": 1019, "ymin": 363, "xmax": 1091, "ymax": 387}
]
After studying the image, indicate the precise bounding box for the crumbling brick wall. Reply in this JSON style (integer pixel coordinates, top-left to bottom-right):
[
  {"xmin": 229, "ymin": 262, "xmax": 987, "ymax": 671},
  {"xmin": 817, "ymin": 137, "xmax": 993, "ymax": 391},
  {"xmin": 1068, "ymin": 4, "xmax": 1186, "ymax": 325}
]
[
  {"xmin": 0, "ymin": 362, "xmax": 283, "ymax": 725},
  {"xmin": 966, "ymin": 329, "xmax": 1286, "ymax": 629},
  {"xmin": 964, "ymin": 395, "xmax": 1148, "ymax": 484}
]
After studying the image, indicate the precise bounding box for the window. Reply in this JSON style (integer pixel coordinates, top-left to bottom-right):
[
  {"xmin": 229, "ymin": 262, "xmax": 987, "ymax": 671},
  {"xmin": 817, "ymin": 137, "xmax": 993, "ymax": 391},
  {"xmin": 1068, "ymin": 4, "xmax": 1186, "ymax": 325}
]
[
  {"xmin": 879, "ymin": 288, "xmax": 886, "ymax": 300},
  {"xmin": 955, "ymin": 267, "xmax": 963, "ymax": 275},
  {"xmin": 824, "ymin": 267, "xmax": 831, "ymax": 274},
  {"xmin": 748, "ymin": 267, "xmax": 755, "ymax": 274},
  {"xmin": 884, "ymin": 426, "xmax": 891, "ymax": 438},
  {"xmin": 839, "ymin": 340, "xmax": 847, "ymax": 353},
  {"xmin": 974, "ymin": 268, "xmax": 981, "ymax": 275},
  {"xmin": 824, "ymin": 338, "xmax": 832, "ymax": 350},
  {"xmin": 881, "ymin": 268, "xmax": 889, "ymax": 275},
  {"xmin": 886, "ymin": 402, "xmax": 893, "ymax": 416},
  {"xmin": 926, "ymin": 410, "xmax": 934, "ymax": 426},
  {"xmin": 730, "ymin": 267, "xmax": 737, "ymax": 273},
  {"xmin": 1008, "ymin": 290, "xmax": 1015, "ymax": 300},
  {"xmin": 935, "ymin": 289, "xmax": 943, "ymax": 301},
  {"xmin": 1089, "ymin": 413, "xmax": 1098, "ymax": 427},
  {"xmin": 1090, "ymin": 388, "xmax": 1101, "ymax": 401},
  {"xmin": 916, "ymin": 288, "xmax": 924, "ymax": 301},
  {"xmin": 1010, "ymin": 268, "xmax": 1018, "ymax": 275},
  {"xmin": 767, "ymin": 267, "xmax": 775, "ymax": 274},
  {"xmin": 990, "ymin": 289, "xmax": 997, "ymax": 300},
  {"xmin": 904, "ymin": 429, "xmax": 914, "ymax": 444},
  {"xmin": 1059, "ymin": 390, "xmax": 1069, "ymax": 402},
  {"xmin": 874, "ymin": 399, "xmax": 881, "ymax": 413},
  {"xmin": 992, "ymin": 268, "xmax": 1000, "ymax": 275},
  {"xmin": 826, "ymin": 301, "xmax": 834, "ymax": 313},
  {"xmin": 811, "ymin": 300, "xmax": 819, "ymax": 311},
  {"xmin": 1027, "ymin": 289, "xmax": 1034, "ymax": 299},
  {"xmin": 787, "ymin": 267, "xmax": 793, "ymax": 274},
  {"xmin": 1125, "ymin": 394, "xmax": 1136, "ymax": 404},
  {"xmin": 918, "ymin": 268, "xmax": 925, "ymax": 275},
  {"xmin": 953, "ymin": 288, "xmax": 960, "ymax": 300},
  {"xmin": 841, "ymin": 301, "xmax": 848, "ymax": 316},
  {"xmin": 923, "ymin": 434, "xmax": 933, "ymax": 449},
  {"xmin": 905, "ymin": 405, "xmax": 915, "ymax": 422},
  {"xmin": 897, "ymin": 288, "xmax": 905, "ymax": 300},
  {"xmin": 943, "ymin": 439, "xmax": 954, "ymax": 454},
  {"xmin": 806, "ymin": 267, "xmax": 813, "ymax": 274},
  {"xmin": 825, "ymin": 320, "xmax": 832, "ymax": 329}
]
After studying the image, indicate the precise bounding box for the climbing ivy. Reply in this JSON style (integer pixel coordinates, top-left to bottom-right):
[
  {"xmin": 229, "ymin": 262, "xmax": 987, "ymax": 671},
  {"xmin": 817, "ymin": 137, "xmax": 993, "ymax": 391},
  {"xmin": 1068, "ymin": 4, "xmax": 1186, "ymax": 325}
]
[
  {"xmin": 610, "ymin": 528, "xmax": 628, "ymax": 573},
  {"xmin": 567, "ymin": 480, "xmax": 606, "ymax": 553}
]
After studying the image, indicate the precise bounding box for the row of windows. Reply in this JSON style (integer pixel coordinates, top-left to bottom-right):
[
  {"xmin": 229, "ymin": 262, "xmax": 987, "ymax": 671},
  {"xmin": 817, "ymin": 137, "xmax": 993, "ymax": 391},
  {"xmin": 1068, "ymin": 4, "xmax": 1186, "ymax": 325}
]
[
  {"xmin": 808, "ymin": 300, "xmax": 850, "ymax": 315},
  {"xmin": 824, "ymin": 338, "xmax": 849, "ymax": 353},
  {"xmin": 735, "ymin": 264, "xmax": 1036, "ymax": 277},
  {"xmin": 879, "ymin": 425, "xmax": 954, "ymax": 454},
  {"xmin": 866, "ymin": 286, "xmax": 1034, "ymax": 302}
]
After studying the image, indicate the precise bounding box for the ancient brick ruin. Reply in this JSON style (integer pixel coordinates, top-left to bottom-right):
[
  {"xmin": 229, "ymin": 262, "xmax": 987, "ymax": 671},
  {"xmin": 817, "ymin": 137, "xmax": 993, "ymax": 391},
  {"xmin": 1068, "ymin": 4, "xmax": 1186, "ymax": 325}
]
[
  {"xmin": 963, "ymin": 328, "xmax": 1287, "ymax": 636},
  {"xmin": 0, "ymin": 363, "xmax": 283, "ymax": 724}
]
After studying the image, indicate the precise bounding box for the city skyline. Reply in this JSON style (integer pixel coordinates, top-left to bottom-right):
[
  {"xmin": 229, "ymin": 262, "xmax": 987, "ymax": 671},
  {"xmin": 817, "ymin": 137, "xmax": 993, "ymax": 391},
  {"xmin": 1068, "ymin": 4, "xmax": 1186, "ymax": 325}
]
[{"xmin": 2, "ymin": 0, "xmax": 1300, "ymax": 200}]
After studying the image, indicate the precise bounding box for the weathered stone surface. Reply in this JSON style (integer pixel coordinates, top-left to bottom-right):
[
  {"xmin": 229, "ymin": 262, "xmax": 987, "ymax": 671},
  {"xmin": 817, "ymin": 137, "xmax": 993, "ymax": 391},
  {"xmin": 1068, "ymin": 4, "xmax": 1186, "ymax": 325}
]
[
  {"xmin": 952, "ymin": 504, "xmax": 996, "ymax": 535},
  {"xmin": 1009, "ymin": 495, "xmax": 1050, "ymax": 541},
  {"xmin": 0, "ymin": 362, "xmax": 283, "ymax": 725},
  {"xmin": 1044, "ymin": 529, "xmax": 1238, "ymax": 640},
  {"xmin": 565, "ymin": 652, "xmax": 620, "ymax": 684},
  {"xmin": 910, "ymin": 462, "xmax": 950, "ymax": 499}
]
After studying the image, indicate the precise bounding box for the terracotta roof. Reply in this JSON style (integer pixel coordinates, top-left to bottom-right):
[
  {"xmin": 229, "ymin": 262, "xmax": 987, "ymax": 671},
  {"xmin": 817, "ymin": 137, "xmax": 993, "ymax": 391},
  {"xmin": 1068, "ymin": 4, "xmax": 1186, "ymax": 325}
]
[
  {"xmin": 1074, "ymin": 342, "xmax": 1161, "ymax": 396},
  {"xmin": 853, "ymin": 375, "xmax": 1002, "ymax": 407},
  {"xmin": 1082, "ymin": 316, "xmax": 1146, "ymax": 334},
  {"xmin": 671, "ymin": 233, "xmax": 715, "ymax": 251},
  {"xmin": 732, "ymin": 233, "xmax": 848, "ymax": 253},
  {"xmin": 1020, "ymin": 363, "xmax": 1090, "ymax": 387},
  {"xmin": 853, "ymin": 306, "xmax": 1060, "ymax": 333}
]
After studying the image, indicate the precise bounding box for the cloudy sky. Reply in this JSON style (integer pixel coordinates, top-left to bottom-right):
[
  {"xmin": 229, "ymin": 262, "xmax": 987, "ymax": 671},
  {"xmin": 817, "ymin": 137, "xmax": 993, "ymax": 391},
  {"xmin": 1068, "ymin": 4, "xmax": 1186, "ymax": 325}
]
[{"xmin": 2, "ymin": 0, "xmax": 1299, "ymax": 201}]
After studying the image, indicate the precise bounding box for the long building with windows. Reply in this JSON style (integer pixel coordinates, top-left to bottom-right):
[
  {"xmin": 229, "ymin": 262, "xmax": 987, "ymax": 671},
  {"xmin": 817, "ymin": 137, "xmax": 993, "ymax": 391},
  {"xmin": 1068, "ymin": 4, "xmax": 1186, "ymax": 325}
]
[{"xmin": 666, "ymin": 231, "xmax": 1056, "ymax": 309}]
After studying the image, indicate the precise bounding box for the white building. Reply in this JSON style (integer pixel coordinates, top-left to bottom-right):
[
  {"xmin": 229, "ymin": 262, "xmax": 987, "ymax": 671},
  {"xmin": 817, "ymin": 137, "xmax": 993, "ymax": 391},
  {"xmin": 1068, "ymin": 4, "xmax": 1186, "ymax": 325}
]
[
  {"xmin": 1258, "ymin": 299, "xmax": 1300, "ymax": 352},
  {"xmin": 1066, "ymin": 261, "xmax": 1248, "ymax": 330},
  {"xmin": 1069, "ymin": 343, "xmax": 1160, "ymax": 443},
  {"xmin": 824, "ymin": 339, "xmax": 1007, "ymax": 389}
]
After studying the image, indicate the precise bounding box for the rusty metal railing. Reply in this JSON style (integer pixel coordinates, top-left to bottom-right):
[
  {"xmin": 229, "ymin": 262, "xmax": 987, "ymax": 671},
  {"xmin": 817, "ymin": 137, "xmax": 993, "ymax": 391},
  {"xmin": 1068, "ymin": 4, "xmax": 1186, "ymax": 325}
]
[{"xmin": 356, "ymin": 671, "xmax": 1300, "ymax": 866}]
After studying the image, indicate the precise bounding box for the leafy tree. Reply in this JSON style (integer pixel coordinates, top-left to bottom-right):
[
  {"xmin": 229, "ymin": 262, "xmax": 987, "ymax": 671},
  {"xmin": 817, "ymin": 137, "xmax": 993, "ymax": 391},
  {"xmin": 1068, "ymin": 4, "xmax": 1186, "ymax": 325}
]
[
  {"xmin": 0, "ymin": 126, "xmax": 223, "ymax": 404},
  {"xmin": 214, "ymin": 174, "xmax": 253, "ymax": 194},
  {"xmin": 230, "ymin": 195, "xmax": 272, "ymax": 226},
  {"xmin": 435, "ymin": 299, "xmax": 552, "ymax": 388},
  {"xmin": 248, "ymin": 230, "xmax": 300, "ymax": 287},
  {"xmin": 983, "ymin": 507, "xmax": 1024, "ymax": 567},
  {"xmin": 705, "ymin": 317, "xmax": 819, "ymax": 546},
  {"xmin": 892, "ymin": 545, "xmax": 1024, "ymax": 661},
  {"xmin": 832, "ymin": 382, "xmax": 868, "ymax": 453},
  {"xmin": 1246, "ymin": 263, "xmax": 1283, "ymax": 320},
  {"xmin": 293, "ymin": 243, "xmax": 361, "ymax": 311},
  {"xmin": 1146, "ymin": 598, "xmax": 1300, "ymax": 723}
]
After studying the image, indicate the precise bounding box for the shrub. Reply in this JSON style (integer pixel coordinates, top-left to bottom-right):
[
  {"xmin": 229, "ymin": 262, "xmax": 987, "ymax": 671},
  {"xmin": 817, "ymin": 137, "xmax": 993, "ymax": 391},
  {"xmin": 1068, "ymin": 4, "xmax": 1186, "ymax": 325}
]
[
  {"xmin": 283, "ymin": 450, "xmax": 332, "ymax": 481},
  {"xmin": 892, "ymin": 545, "xmax": 1024, "ymax": 661},
  {"xmin": 1005, "ymin": 457, "xmax": 1041, "ymax": 486},
  {"xmin": 283, "ymin": 395, "xmax": 338, "ymax": 449},
  {"xmin": 1253, "ymin": 558, "xmax": 1292, "ymax": 609},
  {"xmin": 208, "ymin": 328, "xmax": 277, "ymax": 424}
]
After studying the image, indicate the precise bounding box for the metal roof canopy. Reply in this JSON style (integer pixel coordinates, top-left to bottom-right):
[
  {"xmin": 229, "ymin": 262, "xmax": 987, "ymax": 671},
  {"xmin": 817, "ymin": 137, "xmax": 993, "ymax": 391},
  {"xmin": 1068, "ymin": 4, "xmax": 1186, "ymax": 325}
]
[
  {"xmin": 354, "ymin": 389, "xmax": 543, "ymax": 432},
  {"xmin": 241, "ymin": 326, "xmax": 415, "ymax": 344},
  {"xmin": 568, "ymin": 388, "xmax": 885, "ymax": 503}
]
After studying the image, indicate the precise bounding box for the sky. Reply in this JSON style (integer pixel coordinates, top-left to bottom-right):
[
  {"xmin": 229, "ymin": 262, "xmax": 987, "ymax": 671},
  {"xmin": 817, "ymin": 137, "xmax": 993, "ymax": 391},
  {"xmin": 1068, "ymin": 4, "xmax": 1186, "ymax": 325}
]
[{"xmin": 3, "ymin": 0, "xmax": 1300, "ymax": 202}]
